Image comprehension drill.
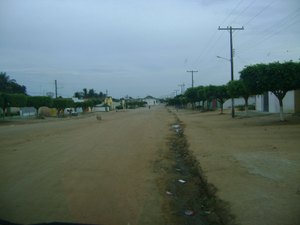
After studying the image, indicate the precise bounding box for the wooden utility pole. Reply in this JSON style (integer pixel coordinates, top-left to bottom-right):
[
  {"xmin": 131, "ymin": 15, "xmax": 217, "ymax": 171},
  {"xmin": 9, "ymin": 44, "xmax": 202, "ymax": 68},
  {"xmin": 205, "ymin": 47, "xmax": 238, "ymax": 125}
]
[
  {"xmin": 178, "ymin": 83, "xmax": 185, "ymax": 94},
  {"xmin": 55, "ymin": 80, "xmax": 58, "ymax": 98},
  {"xmin": 186, "ymin": 70, "xmax": 198, "ymax": 88},
  {"xmin": 218, "ymin": 26, "xmax": 244, "ymax": 118}
]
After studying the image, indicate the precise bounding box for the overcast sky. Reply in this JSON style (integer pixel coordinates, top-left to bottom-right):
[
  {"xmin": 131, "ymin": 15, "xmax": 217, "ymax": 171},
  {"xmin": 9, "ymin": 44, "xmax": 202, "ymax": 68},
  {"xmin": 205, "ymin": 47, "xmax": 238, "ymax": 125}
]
[{"xmin": 1, "ymin": 0, "xmax": 299, "ymax": 98}]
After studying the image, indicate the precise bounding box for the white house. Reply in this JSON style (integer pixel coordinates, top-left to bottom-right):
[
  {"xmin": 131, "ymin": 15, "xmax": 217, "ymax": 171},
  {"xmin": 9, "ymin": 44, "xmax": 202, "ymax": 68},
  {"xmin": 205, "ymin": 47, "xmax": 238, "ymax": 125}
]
[
  {"xmin": 143, "ymin": 96, "xmax": 159, "ymax": 106},
  {"xmin": 256, "ymin": 90, "xmax": 300, "ymax": 113}
]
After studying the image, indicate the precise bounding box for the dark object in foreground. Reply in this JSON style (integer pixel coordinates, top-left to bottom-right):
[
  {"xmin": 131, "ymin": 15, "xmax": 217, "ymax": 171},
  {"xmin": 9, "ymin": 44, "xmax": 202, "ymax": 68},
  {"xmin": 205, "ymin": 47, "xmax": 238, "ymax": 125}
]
[{"xmin": 0, "ymin": 220, "xmax": 101, "ymax": 225}]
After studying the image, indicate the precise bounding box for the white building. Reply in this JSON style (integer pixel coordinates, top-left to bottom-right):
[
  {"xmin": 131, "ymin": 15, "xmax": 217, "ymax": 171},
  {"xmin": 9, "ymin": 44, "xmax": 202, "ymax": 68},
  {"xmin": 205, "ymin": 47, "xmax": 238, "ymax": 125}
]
[
  {"xmin": 256, "ymin": 90, "xmax": 300, "ymax": 113},
  {"xmin": 143, "ymin": 96, "xmax": 159, "ymax": 106},
  {"xmin": 223, "ymin": 96, "xmax": 256, "ymax": 109}
]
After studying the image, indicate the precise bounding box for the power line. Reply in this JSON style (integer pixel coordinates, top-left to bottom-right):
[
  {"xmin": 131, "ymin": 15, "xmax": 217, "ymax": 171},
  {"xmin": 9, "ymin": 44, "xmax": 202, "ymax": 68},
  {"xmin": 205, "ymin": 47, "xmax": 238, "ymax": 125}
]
[
  {"xmin": 237, "ymin": 8, "xmax": 300, "ymax": 52},
  {"xmin": 190, "ymin": 0, "xmax": 246, "ymax": 67},
  {"xmin": 221, "ymin": 0, "xmax": 245, "ymax": 27},
  {"xmin": 229, "ymin": 0, "xmax": 257, "ymax": 25},
  {"xmin": 242, "ymin": 1, "xmax": 275, "ymax": 27}
]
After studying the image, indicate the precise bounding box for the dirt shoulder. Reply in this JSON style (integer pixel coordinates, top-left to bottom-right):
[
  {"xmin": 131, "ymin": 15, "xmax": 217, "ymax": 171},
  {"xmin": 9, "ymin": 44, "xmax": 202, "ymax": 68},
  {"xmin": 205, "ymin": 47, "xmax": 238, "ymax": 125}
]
[{"xmin": 174, "ymin": 109, "xmax": 300, "ymax": 225}]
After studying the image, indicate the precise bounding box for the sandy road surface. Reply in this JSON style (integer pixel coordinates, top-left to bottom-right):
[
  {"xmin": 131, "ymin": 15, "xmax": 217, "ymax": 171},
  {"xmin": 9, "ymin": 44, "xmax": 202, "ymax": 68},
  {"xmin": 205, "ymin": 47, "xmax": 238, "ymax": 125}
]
[
  {"xmin": 175, "ymin": 109, "xmax": 300, "ymax": 225},
  {"xmin": 0, "ymin": 106, "xmax": 173, "ymax": 225},
  {"xmin": 2, "ymin": 106, "xmax": 300, "ymax": 225}
]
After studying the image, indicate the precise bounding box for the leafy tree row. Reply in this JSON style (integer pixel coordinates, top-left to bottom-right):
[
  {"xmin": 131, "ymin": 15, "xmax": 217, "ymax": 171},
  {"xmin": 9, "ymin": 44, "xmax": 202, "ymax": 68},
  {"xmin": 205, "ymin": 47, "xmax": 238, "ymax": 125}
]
[
  {"xmin": 182, "ymin": 85, "xmax": 230, "ymax": 114},
  {"xmin": 168, "ymin": 61, "xmax": 300, "ymax": 121},
  {"xmin": 0, "ymin": 94, "xmax": 101, "ymax": 118},
  {"xmin": 74, "ymin": 88, "xmax": 106, "ymax": 100},
  {"xmin": 240, "ymin": 61, "xmax": 300, "ymax": 121}
]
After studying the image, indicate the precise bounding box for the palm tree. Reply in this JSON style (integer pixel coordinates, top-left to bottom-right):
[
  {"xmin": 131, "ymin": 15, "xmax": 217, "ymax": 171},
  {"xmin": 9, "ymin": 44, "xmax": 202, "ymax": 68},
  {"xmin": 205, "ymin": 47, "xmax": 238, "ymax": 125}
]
[{"xmin": 0, "ymin": 72, "xmax": 26, "ymax": 94}]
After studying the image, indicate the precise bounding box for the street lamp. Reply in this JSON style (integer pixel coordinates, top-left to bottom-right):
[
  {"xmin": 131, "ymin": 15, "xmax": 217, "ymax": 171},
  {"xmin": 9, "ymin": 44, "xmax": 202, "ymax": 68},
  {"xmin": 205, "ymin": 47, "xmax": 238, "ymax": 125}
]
[{"xmin": 216, "ymin": 55, "xmax": 235, "ymax": 118}]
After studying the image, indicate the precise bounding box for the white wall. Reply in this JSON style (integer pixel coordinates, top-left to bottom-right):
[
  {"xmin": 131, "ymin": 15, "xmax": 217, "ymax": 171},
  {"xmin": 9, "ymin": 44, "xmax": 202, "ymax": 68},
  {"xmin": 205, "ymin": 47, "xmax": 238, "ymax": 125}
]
[
  {"xmin": 256, "ymin": 95, "xmax": 263, "ymax": 111},
  {"xmin": 256, "ymin": 91, "xmax": 295, "ymax": 113},
  {"xmin": 144, "ymin": 99, "xmax": 157, "ymax": 106},
  {"xmin": 224, "ymin": 96, "xmax": 256, "ymax": 109}
]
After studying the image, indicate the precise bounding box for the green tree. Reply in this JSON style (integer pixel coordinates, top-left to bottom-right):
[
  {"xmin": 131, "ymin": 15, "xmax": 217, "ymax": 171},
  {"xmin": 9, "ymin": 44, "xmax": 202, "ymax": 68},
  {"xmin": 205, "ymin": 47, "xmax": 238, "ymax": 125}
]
[
  {"xmin": 184, "ymin": 87, "xmax": 198, "ymax": 109},
  {"xmin": 27, "ymin": 96, "xmax": 52, "ymax": 116},
  {"xmin": 83, "ymin": 88, "xmax": 88, "ymax": 98},
  {"xmin": 74, "ymin": 91, "xmax": 84, "ymax": 99},
  {"xmin": 215, "ymin": 85, "xmax": 230, "ymax": 114},
  {"xmin": 88, "ymin": 89, "xmax": 96, "ymax": 98},
  {"xmin": 0, "ymin": 93, "xmax": 27, "ymax": 118},
  {"xmin": 0, "ymin": 72, "xmax": 26, "ymax": 94},
  {"xmin": 240, "ymin": 61, "xmax": 300, "ymax": 121},
  {"xmin": 227, "ymin": 80, "xmax": 252, "ymax": 116},
  {"xmin": 195, "ymin": 86, "xmax": 206, "ymax": 110},
  {"xmin": 52, "ymin": 98, "xmax": 74, "ymax": 117},
  {"xmin": 0, "ymin": 94, "xmax": 4, "ymax": 118},
  {"xmin": 204, "ymin": 85, "xmax": 217, "ymax": 110}
]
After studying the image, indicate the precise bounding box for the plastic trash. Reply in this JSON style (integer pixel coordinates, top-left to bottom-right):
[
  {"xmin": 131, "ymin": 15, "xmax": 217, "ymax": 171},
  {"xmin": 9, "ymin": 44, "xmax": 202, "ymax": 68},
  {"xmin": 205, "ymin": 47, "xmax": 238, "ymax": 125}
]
[
  {"xmin": 184, "ymin": 209, "xmax": 196, "ymax": 216},
  {"xmin": 178, "ymin": 179, "xmax": 186, "ymax": 184}
]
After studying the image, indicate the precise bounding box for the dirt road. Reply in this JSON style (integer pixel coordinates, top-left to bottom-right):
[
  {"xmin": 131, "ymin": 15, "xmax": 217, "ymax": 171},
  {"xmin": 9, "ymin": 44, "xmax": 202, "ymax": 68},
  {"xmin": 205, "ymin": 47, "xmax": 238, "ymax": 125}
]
[
  {"xmin": 1, "ymin": 106, "xmax": 300, "ymax": 225},
  {"xmin": 0, "ymin": 106, "xmax": 172, "ymax": 225}
]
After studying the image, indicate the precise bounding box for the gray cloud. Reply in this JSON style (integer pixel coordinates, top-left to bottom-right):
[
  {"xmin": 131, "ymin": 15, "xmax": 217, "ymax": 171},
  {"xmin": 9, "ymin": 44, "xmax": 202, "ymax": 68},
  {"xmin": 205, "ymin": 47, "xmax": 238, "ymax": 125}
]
[{"xmin": 0, "ymin": 0, "xmax": 299, "ymax": 98}]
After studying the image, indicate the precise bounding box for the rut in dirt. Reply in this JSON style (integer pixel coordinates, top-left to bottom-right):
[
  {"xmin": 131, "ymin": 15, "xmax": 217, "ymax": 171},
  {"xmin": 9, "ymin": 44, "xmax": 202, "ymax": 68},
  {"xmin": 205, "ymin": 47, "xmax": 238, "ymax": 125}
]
[{"xmin": 159, "ymin": 109, "xmax": 236, "ymax": 225}]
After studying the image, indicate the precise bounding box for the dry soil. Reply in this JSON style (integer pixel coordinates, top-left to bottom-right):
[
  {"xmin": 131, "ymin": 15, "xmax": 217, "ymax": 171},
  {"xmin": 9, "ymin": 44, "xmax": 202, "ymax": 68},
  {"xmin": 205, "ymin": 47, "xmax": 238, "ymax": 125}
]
[
  {"xmin": 1, "ymin": 106, "xmax": 300, "ymax": 225},
  {"xmin": 0, "ymin": 106, "xmax": 172, "ymax": 225},
  {"xmin": 174, "ymin": 109, "xmax": 300, "ymax": 225}
]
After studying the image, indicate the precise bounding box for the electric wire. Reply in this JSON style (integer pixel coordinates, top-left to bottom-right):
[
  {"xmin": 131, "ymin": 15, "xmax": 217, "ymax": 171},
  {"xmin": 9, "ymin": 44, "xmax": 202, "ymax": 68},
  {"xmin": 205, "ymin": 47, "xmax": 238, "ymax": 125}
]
[
  {"xmin": 189, "ymin": 0, "xmax": 245, "ymax": 67},
  {"xmin": 237, "ymin": 7, "xmax": 300, "ymax": 52},
  {"xmin": 229, "ymin": 0, "xmax": 257, "ymax": 25}
]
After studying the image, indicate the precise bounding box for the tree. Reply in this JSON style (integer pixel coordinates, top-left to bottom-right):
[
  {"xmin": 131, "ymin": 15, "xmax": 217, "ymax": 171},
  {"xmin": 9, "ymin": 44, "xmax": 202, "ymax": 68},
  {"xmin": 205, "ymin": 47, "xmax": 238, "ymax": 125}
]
[
  {"xmin": 0, "ymin": 94, "xmax": 4, "ymax": 118},
  {"xmin": 240, "ymin": 61, "xmax": 300, "ymax": 121},
  {"xmin": 196, "ymin": 86, "xmax": 206, "ymax": 110},
  {"xmin": 204, "ymin": 85, "xmax": 216, "ymax": 110},
  {"xmin": 184, "ymin": 87, "xmax": 198, "ymax": 109},
  {"xmin": 27, "ymin": 96, "xmax": 52, "ymax": 116},
  {"xmin": 239, "ymin": 64, "xmax": 265, "ymax": 96},
  {"xmin": 88, "ymin": 89, "xmax": 96, "ymax": 98},
  {"xmin": 0, "ymin": 72, "xmax": 26, "ymax": 94},
  {"xmin": 227, "ymin": 80, "xmax": 252, "ymax": 116},
  {"xmin": 202, "ymin": 85, "xmax": 229, "ymax": 113},
  {"xmin": 0, "ymin": 93, "xmax": 27, "ymax": 118},
  {"xmin": 52, "ymin": 98, "xmax": 74, "ymax": 117},
  {"xmin": 74, "ymin": 89, "xmax": 106, "ymax": 100},
  {"xmin": 74, "ymin": 91, "xmax": 84, "ymax": 99},
  {"xmin": 83, "ymin": 88, "xmax": 88, "ymax": 98},
  {"xmin": 215, "ymin": 85, "xmax": 230, "ymax": 114}
]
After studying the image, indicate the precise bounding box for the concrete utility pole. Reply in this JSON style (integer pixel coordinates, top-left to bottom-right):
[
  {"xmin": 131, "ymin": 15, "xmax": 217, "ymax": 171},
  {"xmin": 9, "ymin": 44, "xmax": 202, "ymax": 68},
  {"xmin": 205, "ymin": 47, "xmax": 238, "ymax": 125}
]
[
  {"xmin": 178, "ymin": 83, "xmax": 185, "ymax": 94},
  {"xmin": 174, "ymin": 90, "xmax": 179, "ymax": 96},
  {"xmin": 186, "ymin": 70, "xmax": 198, "ymax": 88},
  {"xmin": 218, "ymin": 26, "xmax": 244, "ymax": 118},
  {"xmin": 55, "ymin": 80, "xmax": 58, "ymax": 98}
]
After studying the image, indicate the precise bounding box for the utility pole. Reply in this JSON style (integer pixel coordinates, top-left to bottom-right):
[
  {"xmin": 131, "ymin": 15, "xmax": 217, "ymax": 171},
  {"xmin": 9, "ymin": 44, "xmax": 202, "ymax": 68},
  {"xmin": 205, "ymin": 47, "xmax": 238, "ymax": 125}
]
[
  {"xmin": 178, "ymin": 83, "xmax": 185, "ymax": 94},
  {"xmin": 174, "ymin": 90, "xmax": 179, "ymax": 96},
  {"xmin": 186, "ymin": 70, "xmax": 198, "ymax": 88},
  {"xmin": 55, "ymin": 80, "xmax": 58, "ymax": 98},
  {"xmin": 218, "ymin": 26, "xmax": 244, "ymax": 118}
]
